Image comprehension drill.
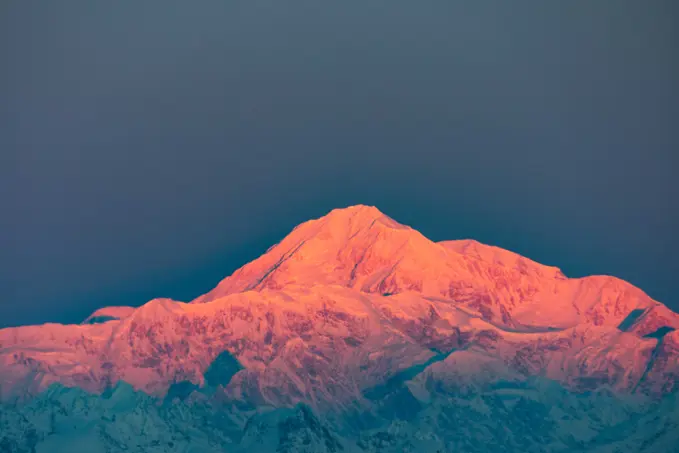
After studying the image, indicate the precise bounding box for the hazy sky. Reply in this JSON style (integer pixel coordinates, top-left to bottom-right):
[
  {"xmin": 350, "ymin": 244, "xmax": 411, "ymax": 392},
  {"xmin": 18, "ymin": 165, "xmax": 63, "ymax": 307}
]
[{"xmin": 2, "ymin": 1, "xmax": 678, "ymax": 327}]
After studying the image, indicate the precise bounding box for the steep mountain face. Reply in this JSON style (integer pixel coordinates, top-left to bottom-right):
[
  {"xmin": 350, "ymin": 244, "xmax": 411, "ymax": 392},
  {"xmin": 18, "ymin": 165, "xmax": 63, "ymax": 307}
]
[
  {"xmin": 191, "ymin": 206, "xmax": 676, "ymax": 335},
  {"xmin": 1, "ymin": 205, "xmax": 678, "ymax": 452}
]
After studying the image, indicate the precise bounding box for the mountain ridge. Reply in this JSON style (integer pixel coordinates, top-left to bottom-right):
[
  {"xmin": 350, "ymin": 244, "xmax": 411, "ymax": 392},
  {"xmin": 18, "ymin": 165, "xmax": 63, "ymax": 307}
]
[
  {"xmin": 2, "ymin": 205, "xmax": 678, "ymax": 403},
  {"xmin": 190, "ymin": 205, "xmax": 675, "ymax": 335},
  {"xmin": 2, "ymin": 205, "xmax": 679, "ymax": 451}
]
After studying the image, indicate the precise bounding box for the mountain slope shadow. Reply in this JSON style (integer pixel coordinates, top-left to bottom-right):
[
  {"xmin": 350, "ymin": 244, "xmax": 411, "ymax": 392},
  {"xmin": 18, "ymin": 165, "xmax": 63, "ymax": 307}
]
[
  {"xmin": 204, "ymin": 350, "xmax": 244, "ymax": 388},
  {"xmin": 165, "ymin": 350, "xmax": 243, "ymax": 403},
  {"xmin": 363, "ymin": 349, "xmax": 451, "ymax": 402},
  {"xmin": 617, "ymin": 308, "xmax": 647, "ymax": 331},
  {"xmin": 362, "ymin": 349, "xmax": 453, "ymax": 421},
  {"xmin": 633, "ymin": 326, "xmax": 677, "ymax": 394}
]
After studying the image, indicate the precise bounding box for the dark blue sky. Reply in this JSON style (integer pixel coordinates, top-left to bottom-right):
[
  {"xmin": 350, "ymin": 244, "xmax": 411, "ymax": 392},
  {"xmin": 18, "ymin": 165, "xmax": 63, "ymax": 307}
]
[{"xmin": 2, "ymin": 2, "xmax": 678, "ymax": 327}]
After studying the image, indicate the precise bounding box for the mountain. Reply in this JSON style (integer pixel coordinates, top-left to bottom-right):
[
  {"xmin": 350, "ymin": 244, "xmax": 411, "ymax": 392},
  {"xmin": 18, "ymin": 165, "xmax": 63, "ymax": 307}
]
[
  {"xmin": 1, "ymin": 205, "xmax": 678, "ymax": 452},
  {"xmin": 192, "ymin": 206, "xmax": 677, "ymax": 335},
  {"xmin": 3, "ymin": 379, "xmax": 679, "ymax": 453}
]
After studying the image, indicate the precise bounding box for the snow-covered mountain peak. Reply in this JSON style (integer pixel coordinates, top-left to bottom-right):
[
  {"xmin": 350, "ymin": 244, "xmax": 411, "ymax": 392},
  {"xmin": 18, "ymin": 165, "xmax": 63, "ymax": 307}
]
[
  {"xmin": 186, "ymin": 206, "xmax": 673, "ymax": 335},
  {"xmin": 2, "ymin": 205, "xmax": 679, "ymax": 452},
  {"xmin": 190, "ymin": 205, "xmax": 435, "ymax": 303}
]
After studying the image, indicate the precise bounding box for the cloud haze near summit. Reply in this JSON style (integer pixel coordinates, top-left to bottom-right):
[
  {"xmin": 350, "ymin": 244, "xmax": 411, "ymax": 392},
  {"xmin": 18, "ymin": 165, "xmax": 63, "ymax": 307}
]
[{"xmin": 1, "ymin": 1, "xmax": 678, "ymax": 327}]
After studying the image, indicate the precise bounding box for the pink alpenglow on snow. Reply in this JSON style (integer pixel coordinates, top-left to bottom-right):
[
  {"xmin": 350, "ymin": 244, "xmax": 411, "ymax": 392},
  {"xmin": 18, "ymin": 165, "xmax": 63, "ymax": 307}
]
[{"xmin": 1, "ymin": 205, "xmax": 678, "ymax": 406}]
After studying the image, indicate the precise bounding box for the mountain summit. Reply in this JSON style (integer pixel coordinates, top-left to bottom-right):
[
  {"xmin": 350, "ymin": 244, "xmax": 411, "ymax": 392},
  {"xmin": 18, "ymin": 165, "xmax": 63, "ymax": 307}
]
[
  {"xmin": 191, "ymin": 204, "xmax": 436, "ymax": 302},
  {"xmin": 1, "ymin": 205, "xmax": 679, "ymax": 452},
  {"xmin": 192, "ymin": 205, "xmax": 675, "ymax": 335}
]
